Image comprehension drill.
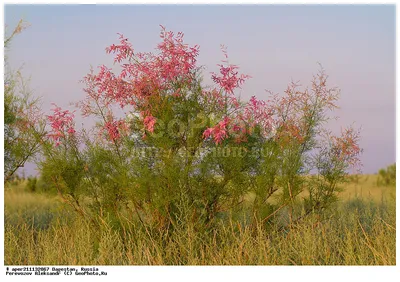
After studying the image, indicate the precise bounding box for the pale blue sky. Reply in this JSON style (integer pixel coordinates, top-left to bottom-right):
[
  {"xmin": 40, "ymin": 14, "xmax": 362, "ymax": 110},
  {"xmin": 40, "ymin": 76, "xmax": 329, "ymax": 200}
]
[{"xmin": 4, "ymin": 5, "xmax": 396, "ymax": 174}]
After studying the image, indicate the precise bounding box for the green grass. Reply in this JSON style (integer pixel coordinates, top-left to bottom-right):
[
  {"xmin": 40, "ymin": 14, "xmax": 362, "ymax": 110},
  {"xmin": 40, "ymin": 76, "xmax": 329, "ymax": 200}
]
[{"xmin": 4, "ymin": 176, "xmax": 396, "ymax": 265}]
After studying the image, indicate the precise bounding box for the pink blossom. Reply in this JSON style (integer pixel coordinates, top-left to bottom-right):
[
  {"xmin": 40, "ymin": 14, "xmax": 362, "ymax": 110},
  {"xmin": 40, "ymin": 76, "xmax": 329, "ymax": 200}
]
[
  {"xmin": 331, "ymin": 127, "xmax": 362, "ymax": 168},
  {"xmin": 81, "ymin": 26, "xmax": 200, "ymax": 135},
  {"xmin": 105, "ymin": 33, "xmax": 134, "ymax": 63},
  {"xmin": 213, "ymin": 126, "xmax": 228, "ymax": 145},
  {"xmin": 203, "ymin": 128, "xmax": 214, "ymax": 139},
  {"xmin": 203, "ymin": 117, "xmax": 230, "ymax": 145},
  {"xmin": 201, "ymin": 94, "xmax": 275, "ymax": 145},
  {"xmin": 242, "ymin": 96, "xmax": 274, "ymax": 137},
  {"xmin": 211, "ymin": 46, "xmax": 250, "ymax": 95},
  {"xmin": 81, "ymin": 26, "xmax": 272, "ymax": 146},
  {"xmin": 67, "ymin": 127, "xmax": 76, "ymax": 134},
  {"xmin": 102, "ymin": 118, "xmax": 130, "ymax": 142},
  {"xmin": 104, "ymin": 121, "xmax": 120, "ymax": 142},
  {"xmin": 47, "ymin": 104, "xmax": 76, "ymax": 146},
  {"xmin": 143, "ymin": 115, "xmax": 157, "ymax": 133}
]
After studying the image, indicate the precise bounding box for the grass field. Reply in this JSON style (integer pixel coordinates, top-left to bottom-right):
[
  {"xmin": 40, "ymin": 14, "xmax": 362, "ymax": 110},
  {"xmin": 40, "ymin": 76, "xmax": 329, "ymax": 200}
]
[{"xmin": 4, "ymin": 174, "xmax": 396, "ymax": 265}]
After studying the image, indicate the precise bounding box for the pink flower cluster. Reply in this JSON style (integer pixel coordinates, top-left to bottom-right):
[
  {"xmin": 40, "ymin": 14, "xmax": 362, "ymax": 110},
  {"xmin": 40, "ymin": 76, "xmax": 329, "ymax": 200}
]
[
  {"xmin": 106, "ymin": 33, "xmax": 135, "ymax": 63},
  {"xmin": 81, "ymin": 26, "xmax": 200, "ymax": 141},
  {"xmin": 212, "ymin": 64, "xmax": 250, "ymax": 95},
  {"xmin": 242, "ymin": 96, "xmax": 274, "ymax": 136},
  {"xmin": 203, "ymin": 117, "xmax": 230, "ymax": 145},
  {"xmin": 211, "ymin": 46, "xmax": 250, "ymax": 95},
  {"xmin": 331, "ymin": 127, "xmax": 362, "ymax": 168},
  {"xmin": 202, "ymin": 47, "xmax": 276, "ymax": 145},
  {"xmin": 81, "ymin": 26, "xmax": 274, "ymax": 145},
  {"xmin": 202, "ymin": 96, "xmax": 275, "ymax": 145},
  {"xmin": 201, "ymin": 89, "xmax": 227, "ymax": 112},
  {"xmin": 143, "ymin": 114, "xmax": 157, "ymax": 133},
  {"xmin": 157, "ymin": 26, "xmax": 199, "ymax": 83},
  {"xmin": 47, "ymin": 104, "xmax": 76, "ymax": 146}
]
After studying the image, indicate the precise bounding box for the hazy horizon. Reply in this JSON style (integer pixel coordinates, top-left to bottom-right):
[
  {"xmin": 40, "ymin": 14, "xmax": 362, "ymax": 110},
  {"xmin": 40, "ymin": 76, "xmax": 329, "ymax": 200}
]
[{"xmin": 4, "ymin": 5, "xmax": 396, "ymax": 175}]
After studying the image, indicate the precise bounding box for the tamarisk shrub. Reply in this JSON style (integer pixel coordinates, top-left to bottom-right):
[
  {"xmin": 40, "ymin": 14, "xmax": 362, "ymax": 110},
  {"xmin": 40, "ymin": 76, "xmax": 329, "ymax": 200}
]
[
  {"xmin": 40, "ymin": 26, "xmax": 362, "ymax": 234},
  {"xmin": 4, "ymin": 20, "xmax": 47, "ymax": 183}
]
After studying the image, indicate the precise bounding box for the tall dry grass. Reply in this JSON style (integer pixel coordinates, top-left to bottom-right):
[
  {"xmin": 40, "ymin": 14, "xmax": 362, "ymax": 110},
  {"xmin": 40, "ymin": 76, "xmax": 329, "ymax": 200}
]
[{"xmin": 4, "ymin": 175, "xmax": 396, "ymax": 265}]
